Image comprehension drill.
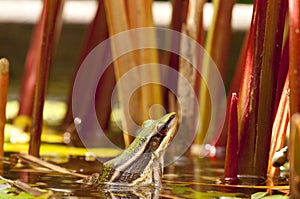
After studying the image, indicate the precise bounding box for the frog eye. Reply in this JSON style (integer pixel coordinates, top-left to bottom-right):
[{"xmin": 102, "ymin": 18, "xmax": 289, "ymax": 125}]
[{"xmin": 157, "ymin": 123, "xmax": 169, "ymax": 134}]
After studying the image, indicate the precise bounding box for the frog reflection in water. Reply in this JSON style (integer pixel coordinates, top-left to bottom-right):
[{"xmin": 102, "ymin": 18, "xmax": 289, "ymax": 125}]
[{"xmin": 86, "ymin": 112, "xmax": 178, "ymax": 188}]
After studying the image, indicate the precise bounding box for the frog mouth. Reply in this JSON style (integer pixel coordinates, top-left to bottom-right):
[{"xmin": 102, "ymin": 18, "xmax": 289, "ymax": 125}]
[
  {"xmin": 166, "ymin": 113, "xmax": 177, "ymax": 135},
  {"xmin": 158, "ymin": 113, "xmax": 178, "ymax": 151}
]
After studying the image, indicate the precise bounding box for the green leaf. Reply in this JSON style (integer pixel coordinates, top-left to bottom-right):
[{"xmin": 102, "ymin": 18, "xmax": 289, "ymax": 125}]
[
  {"xmin": 251, "ymin": 192, "xmax": 269, "ymax": 199},
  {"xmin": 166, "ymin": 183, "xmax": 245, "ymax": 198}
]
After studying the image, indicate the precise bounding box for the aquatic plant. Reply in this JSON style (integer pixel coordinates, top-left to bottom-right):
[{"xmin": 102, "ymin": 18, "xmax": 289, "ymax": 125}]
[
  {"xmin": 28, "ymin": 0, "xmax": 65, "ymax": 157},
  {"xmin": 1, "ymin": 0, "xmax": 300, "ymax": 197}
]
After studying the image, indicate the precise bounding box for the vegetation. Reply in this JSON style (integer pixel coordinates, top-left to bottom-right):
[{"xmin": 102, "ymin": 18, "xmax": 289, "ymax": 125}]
[{"xmin": 0, "ymin": 0, "xmax": 299, "ymax": 198}]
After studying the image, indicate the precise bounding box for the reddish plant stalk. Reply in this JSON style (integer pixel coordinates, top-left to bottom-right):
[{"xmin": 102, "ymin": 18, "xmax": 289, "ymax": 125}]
[
  {"xmin": 273, "ymin": 38, "xmax": 289, "ymax": 115},
  {"xmin": 289, "ymin": 0, "xmax": 300, "ymax": 115},
  {"xmin": 237, "ymin": 21, "xmax": 254, "ymax": 149},
  {"xmin": 0, "ymin": 58, "xmax": 9, "ymax": 157},
  {"xmin": 63, "ymin": 0, "xmax": 114, "ymax": 132},
  {"xmin": 223, "ymin": 93, "xmax": 238, "ymax": 184},
  {"xmin": 217, "ymin": 29, "xmax": 251, "ymax": 147},
  {"xmin": 29, "ymin": 0, "xmax": 65, "ymax": 157},
  {"xmin": 166, "ymin": 0, "xmax": 188, "ymax": 112},
  {"xmin": 18, "ymin": 10, "xmax": 44, "ymax": 118},
  {"xmin": 289, "ymin": 1, "xmax": 300, "ymax": 197},
  {"xmin": 238, "ymin": 0, "xmax": 287, "ymax": 178}
]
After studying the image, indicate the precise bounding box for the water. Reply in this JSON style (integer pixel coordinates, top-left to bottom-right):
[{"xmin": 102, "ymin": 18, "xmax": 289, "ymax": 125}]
[{"xmin": 1, "ymin": 153, "xmax": 284, "ymax": 198}]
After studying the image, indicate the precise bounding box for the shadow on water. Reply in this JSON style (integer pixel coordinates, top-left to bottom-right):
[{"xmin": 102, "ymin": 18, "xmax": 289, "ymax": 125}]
[{"xmin": 0, "ymin": 152, "xmax": 285, "ymax": 198}]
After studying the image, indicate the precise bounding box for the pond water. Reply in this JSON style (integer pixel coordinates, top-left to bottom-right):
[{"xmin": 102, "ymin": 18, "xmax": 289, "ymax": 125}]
[
  {"xmin": 1, "ymin": 152, "xmax": 288, "ymax": 199},
  {"xmin": 1, "ymin": 100, "xmax": 290, "ymax": 198}
]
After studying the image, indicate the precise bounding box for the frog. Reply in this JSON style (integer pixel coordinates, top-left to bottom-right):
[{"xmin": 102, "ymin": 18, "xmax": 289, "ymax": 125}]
[{"xmin": 89, "ymin": 112, "xmax": 177, "ymax": 188}]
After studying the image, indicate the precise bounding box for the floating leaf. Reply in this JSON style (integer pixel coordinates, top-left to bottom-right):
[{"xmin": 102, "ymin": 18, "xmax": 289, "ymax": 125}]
[
  {"xmin": 166, "ymin": 183, "xmax": 245, "ymax": 199},
  {"xmin": 0, "ymin": 178, "xmax": 53, "ymax": 199},
  {"xmin": 251, "ymin": 192, "xmax": 269, "ymax": 199}
]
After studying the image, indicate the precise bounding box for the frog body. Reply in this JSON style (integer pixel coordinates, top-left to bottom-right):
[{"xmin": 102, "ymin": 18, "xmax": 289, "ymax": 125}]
[{"xmin": 97, "ymin": 112, "xmax": 177, "ymax": 187}]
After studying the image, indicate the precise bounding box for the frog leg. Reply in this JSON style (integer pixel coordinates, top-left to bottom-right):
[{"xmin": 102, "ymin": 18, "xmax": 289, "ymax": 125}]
[
  {"xmin": 152, "ymin": 163, "xmax": 162, "ymax": 187},
  {"xmin": 152, "ymin": 154, "xmax": 164, "ymax": 188}
]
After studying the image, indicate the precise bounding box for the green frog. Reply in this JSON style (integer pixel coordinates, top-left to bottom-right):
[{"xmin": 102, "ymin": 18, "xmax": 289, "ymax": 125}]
[{"xmin": 93, "ymin": 112, "xmax": 177, "ymax": 188}]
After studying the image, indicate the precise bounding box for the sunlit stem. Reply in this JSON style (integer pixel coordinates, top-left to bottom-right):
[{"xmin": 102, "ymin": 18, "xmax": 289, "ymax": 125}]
[
  {"xmin": 104, "ymin": 0, "xmax": 144, "ymax": 146},
  {"xmin": 289, "ymin": 114, "xmax": 300, "ymax": 199},
  {"xmin": 267, "ymin": 74, "xmax": 289, "ymax": 179},
  {"xmin": 0, "ymin": 58, "xmax": 9, "ymax": 158}
]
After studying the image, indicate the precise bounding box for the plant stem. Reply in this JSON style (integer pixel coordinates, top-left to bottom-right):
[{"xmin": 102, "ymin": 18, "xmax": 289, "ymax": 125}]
[
  {"xmin": 126, "ymin": 0, "xmax": 163, "ymax": 120},
  {"xmin": 29, "ymin": 0, "xmax": 65, "ymax": 157},
  {"xmin": 63, "ymin": 0, "xmax": 114, "ymax": 137},
  {"xmin": 177, "ymin": 0, "xmax": 205, "ymax": 154},
  {"xmin": 223, "ymin": 93, "xmax": 238, "ymax": 184},
  {"xmin": 237, "ymin": 20, "xmax": 254, "ymax": 146},
  {"xmin": 104, "ymin": 0, "xmax": 143, "ymax": 146},
  {"xmin": 215, "ymin": 30, "xmax": 249, "ymax": 148},
  {"xmin": 274, "ymin": 38, "xmax": 289, "ymax": 115},
  {"xmin": 289, "ymin": 114, "xmax": 300, "ymax": 199},
  {"xmin": 289, "ymin": 0, "xmax": 300, "ymax": 115},
  {"xmin": 194, "ymin": 0, "xmax": 234, "ymax": 150},
  {"xmin": 238, "ymin": 0, "xmax": 287, "ymax": 179},
  {"xmin": 17, "ymin": 12, "xmax": 44, "ymax": 119},
  {"xmin": 254, "ymin": 0, "xmax": 286, "ymax": 178},
  {"xmin": 267, "ymin": 74, "xmax": 289, "ymax": 178},
  {"xmin": 166, "ymin": 0, "xmax": 188, "ymax": 112},
  {"xmin": 0, "ymin": 58, "xmax": 9, "ymax": 158},
  {"xmin": 17, "ymin": 153, "xmax": 87, "ymax": 178},
  {"xmin": 204, "ymin": 0, "xmax": 234, "ymax": 80}
]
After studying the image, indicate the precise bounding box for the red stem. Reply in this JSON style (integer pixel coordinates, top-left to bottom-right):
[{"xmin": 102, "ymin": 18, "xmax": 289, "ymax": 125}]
[
  {"xmin": 238, "ymin": 0, "xmax": 287, "ymax": 179},
  {"xmin": 29, "ymin": 0, "xmax": 65, "ymax": 157},
  {"xmin": 63, "ymin": 0, "xmax": 114, "ymax": 133},
  {"xmin": 223, "ymin": 93, "xmax": 238, "ymax": 184},
  {"xmin": 18, "ymin": 11, "xmax": 44, "ymax": 117},
  {"xmin": 166, "ymin": 0, "xmax": 189, "ymax": 112},
  {"xmin": 274, "ymin": 38, "xmax": 289, "ymax": 116},
  {"xmin": 289, "ymin": 0, "xmax": 300, "ymax": 115}
]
